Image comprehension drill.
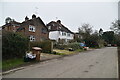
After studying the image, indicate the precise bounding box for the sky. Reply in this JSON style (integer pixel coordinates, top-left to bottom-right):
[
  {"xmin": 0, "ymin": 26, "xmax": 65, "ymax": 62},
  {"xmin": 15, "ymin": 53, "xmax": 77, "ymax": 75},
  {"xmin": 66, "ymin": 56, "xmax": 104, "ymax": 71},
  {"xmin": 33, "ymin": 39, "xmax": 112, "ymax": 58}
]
[{"xmin": 0, "ymin": 0, "xmax": 119, "ymax": 32}]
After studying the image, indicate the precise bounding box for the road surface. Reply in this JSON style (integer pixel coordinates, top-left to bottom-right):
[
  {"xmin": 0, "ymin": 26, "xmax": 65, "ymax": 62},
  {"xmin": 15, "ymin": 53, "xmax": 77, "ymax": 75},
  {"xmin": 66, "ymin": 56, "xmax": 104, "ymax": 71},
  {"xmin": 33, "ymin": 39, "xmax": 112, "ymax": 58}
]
[{"xmin": 3, "ymin": 47, "xmax": 118, "ymax": 78}]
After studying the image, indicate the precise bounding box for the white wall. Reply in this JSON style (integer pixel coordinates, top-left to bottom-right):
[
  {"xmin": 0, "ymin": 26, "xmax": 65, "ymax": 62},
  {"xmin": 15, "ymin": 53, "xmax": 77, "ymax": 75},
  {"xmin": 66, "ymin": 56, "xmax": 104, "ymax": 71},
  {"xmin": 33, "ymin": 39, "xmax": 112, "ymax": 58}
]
[
  {"xmin": 49, "ymin": 31, "xmax": 74, "ymax": 42},
  {"xmin": 49, "ymin": 31, "xmax": 59, "ymax": 41}
]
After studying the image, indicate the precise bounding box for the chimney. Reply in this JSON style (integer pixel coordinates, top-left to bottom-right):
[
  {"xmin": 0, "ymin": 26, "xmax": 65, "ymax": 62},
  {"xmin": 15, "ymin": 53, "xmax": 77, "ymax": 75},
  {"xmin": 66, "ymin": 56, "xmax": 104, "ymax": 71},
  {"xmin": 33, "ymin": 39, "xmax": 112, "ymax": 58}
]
[
  {"xmin": 57, "ymin": 20, "xmax": 61, "ymax": 24},
  {"xmin": 25, "ymin": 16, "xmax": 29, "ymax": 21},
  {"xmin": 32, "ymin": 14, "xmax": 36, "ymax": 19}
]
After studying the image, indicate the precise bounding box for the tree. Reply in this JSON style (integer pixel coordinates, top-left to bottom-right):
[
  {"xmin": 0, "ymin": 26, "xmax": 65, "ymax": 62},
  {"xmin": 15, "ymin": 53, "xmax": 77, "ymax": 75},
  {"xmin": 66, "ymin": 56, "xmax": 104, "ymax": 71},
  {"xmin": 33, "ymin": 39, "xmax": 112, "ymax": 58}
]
[
  {"xmin": 2, "ymin": 31, "xmax": 29, "ymax": 60},
  {"xmin": 78, "ymin": 23, "xmax": 93, "ymax": 40},
  {"xmin": 78, "ymin": 23, "xmax": 93, "ymax": 35},
  {"xmin": 5, "ymin": 17, "xmax": 12, "ymax": 24},
  {"xmin": 99, "ymin": 28, "xmax": 103, "ymax": 36},
  {"xmin": 114, "ymin": 34, "xmax": 120, "ymax": 46},
  {"xmin": 102, "ymin": 31, "xmax": 115, "ymax": 44},
  {"xmin": 110, "ymin": 20, "xmax": 120, "ymax": 34}
]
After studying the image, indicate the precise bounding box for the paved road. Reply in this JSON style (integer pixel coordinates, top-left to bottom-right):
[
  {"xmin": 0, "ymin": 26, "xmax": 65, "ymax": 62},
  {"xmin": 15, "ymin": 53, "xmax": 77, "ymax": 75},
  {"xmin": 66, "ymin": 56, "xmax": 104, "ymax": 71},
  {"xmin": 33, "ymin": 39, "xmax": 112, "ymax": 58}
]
[{"xmin": 3, "ymin": 47, "xmax": 118, "ymax": 78}]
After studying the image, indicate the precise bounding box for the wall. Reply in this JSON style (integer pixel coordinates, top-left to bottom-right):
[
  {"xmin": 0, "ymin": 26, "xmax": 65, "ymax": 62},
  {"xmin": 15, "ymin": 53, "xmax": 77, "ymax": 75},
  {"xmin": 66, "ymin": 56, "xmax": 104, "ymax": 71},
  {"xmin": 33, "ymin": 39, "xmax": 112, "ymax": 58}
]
[
  {"xmin": 49, "ymin": 31, "xmax": 59, "ymax": 41},
  {"xmin": 49, "ymin": 31, "xmax": 74, "ymax": 42}
]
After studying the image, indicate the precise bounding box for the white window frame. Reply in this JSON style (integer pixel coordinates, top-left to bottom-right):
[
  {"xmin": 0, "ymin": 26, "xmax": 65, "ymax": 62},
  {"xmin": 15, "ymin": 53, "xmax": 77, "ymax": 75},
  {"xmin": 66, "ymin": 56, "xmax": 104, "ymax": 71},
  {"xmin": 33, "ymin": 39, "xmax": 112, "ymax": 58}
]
[
  {"xmin": 62, "ymin": 32, "xmax": 66, "ymax": 36},
  {"xmin": 29, "ymin": 25, "xmax": 35, "ymax": 32},
  {"xmin": 67, "ymin": 33, "xmax": 71, "ymax": 37},
  {"xmin": 48, "ymin": 26, "xmax": 51, "ymax": 30},
  {"xmin": 29, "ymin": 35, "xmax": 35, "ymax": 41}
]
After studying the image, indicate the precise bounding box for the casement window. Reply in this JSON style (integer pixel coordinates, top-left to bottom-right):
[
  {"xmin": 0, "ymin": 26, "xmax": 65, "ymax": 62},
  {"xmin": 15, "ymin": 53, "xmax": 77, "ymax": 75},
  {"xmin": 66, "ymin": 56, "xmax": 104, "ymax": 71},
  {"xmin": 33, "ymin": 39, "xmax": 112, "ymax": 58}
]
[
  {"xmin": 29, "ymin": 25, "xmax": 35, "ymax": 32},
  {"xmin": 67, "ymin": 33, "xmax": 71, "ymax": 36},
  {"xmin": 48, "ymin": 26, "xmax": 51, "ymax": 30},
  {"xmin": 62, "ymin": 32, "xmax": 66, "ymax": 36},
  {"xmin": 52, "ymin": 24, "xmax": 55, "ymax": 26},
  {"xmin": 29, "ymin": 35, "xmax": 35, "ymax": 41},
  {"xmin": 59, "ymin": 31, "xmax": 61, "ymax": 35}
]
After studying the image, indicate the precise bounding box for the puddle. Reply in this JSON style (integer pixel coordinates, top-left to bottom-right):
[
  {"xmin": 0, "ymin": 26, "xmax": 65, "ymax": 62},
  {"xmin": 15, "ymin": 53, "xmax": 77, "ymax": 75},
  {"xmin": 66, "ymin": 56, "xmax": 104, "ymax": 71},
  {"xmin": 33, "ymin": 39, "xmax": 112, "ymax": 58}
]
[{"xmin": 84, "ymin": 70, "xmax": 89, "ymax": 73}]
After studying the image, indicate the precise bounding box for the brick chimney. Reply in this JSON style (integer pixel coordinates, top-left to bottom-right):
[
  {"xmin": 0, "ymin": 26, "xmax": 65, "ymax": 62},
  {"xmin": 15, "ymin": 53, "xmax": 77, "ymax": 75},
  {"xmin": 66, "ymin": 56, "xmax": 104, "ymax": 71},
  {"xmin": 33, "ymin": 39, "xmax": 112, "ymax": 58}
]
[
  {"xmin": 25, "ymin": 16, "xmax": 29, "ymax": 21},
  {"xmin": 32, "ymin": 14, "xmax": 36, "ymax": 19},
  {"xmin": 57, "ymin": 20, "xmax": 61, "ymax": 24}
]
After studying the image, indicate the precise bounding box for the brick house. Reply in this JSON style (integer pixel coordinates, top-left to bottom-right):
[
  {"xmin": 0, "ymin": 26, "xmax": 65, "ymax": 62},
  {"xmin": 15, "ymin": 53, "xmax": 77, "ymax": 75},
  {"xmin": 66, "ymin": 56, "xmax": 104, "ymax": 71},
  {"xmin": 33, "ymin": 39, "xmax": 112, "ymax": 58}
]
[
  {"xmin": 46, "ymin": 20, "xmax": 74, "ymax": 43},
  {"xmin": 74, "ymin": 33, "xmax": 83, "ymax": 40},
  {"xmin": 2, "ymin": 14, "xmax": 49, "ymax": 42},
  {"xmin": 2, "ymin": 17, "xmax": 21, "ymax": 32}
]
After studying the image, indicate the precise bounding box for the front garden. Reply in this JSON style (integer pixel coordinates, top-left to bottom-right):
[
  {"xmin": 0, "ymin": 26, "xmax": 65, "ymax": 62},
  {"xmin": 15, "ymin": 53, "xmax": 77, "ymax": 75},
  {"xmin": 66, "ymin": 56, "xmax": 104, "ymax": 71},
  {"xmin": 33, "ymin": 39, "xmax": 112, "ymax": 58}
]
[{"xmin": 2, "ymin": 31, "xmax": 86, "ymax": 71}]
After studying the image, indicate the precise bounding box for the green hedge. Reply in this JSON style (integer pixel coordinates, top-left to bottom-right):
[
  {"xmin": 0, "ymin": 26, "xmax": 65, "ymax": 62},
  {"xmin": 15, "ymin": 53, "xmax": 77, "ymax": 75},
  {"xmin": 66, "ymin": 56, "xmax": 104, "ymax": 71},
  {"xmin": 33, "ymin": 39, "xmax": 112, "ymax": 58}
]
[
  {"xmin": 54, "ymin": 42, "xmax": 82, "ymax": 50},
  {"xmin": 67, "ymin": 42, "xmax": 83, "ymax": 50},
  {"xmin": 2, "ymin": 31, "xmax": 29, "ymax": 60},
  {"xmin": 30, "ymin": 40, "xmax": 52, "ymax": 53}
]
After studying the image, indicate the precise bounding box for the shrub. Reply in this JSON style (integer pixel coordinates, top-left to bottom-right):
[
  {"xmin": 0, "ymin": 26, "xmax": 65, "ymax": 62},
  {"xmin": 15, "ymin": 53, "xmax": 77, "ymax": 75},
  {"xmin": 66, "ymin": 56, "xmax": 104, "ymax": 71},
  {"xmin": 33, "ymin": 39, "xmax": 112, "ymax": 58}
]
[
  {"xmin": 54, "ymin": 44, "xmax": 68, "ymax": 50},
  {"xmin": 116, "ymin": 40, "xmax": 120, "ymax": 47},
  {"xmin": 2, "ymin": 31, "xmax": 29, "ymax": 60},
  {"xmin": 30, "ymin": 40, "xmax": 53, "ymax": 53},
  {"xmin": 54, "ymin": 42, "xmax": 82, "ymax": 50},
  {"xmin": 67, "ymin": 42, "xmax": 83, "ymax": 50}
]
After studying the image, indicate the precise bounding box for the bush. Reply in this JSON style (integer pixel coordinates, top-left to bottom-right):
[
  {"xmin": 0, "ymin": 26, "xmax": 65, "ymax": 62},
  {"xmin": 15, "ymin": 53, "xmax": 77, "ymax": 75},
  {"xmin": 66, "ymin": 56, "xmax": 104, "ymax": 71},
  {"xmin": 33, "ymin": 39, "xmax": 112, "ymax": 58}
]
[
  {"xmin": 116, "ymin": 40, "xmax": 120, "ymax": 47},
  {"xmin": 2, "ymin": 31, "xmax": 29, "ymax": 60},
  {"xmin": 67, "ymin": 42, "xmax": 83, "ymax": 50},
  {"xmin": 54, "ymin": 42, "xmax": 82, "ymax": 50},
  {"xmin": 54, "ymin": 44, "xmax": 68, "ymax": 50},
  {"xmin": 30, "ymin": 40, "xmax": 53, "ymax": 53}
]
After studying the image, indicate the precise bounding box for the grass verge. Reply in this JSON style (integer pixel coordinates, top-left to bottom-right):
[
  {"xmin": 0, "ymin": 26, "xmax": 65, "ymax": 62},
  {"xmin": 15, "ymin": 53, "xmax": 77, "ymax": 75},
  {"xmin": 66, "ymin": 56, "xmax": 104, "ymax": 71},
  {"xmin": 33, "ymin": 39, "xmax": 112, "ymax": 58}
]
[
  {"xmin": 53, "ymin": 49, "xmax": 84, "ymax": 55},
  {"xmin": 2, "ymin": 58, "xmax": 25, "ymax": 71}
]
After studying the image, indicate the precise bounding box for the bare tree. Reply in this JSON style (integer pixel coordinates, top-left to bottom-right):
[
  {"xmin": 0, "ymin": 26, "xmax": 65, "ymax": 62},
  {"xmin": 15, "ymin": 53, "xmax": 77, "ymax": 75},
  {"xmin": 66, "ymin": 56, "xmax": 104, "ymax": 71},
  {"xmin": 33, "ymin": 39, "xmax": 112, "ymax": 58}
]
[
  {"xmin": 110, "ymin": 20, "xmax": 120, "ymax": 34},
  {"xmin": 78, "ymin": 23, "xmax": 93, "ymax": 35}
]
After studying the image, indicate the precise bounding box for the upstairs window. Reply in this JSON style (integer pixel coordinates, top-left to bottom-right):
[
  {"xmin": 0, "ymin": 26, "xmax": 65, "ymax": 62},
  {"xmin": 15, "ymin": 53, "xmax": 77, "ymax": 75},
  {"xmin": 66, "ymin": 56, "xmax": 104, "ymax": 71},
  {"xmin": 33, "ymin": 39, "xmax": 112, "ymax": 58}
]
[
  {"xmin": 48, "ymin": 26, "xmax": 51, "ymax": 30},
  {"xmin": 67, "ymin": 33, "xmax": 71, "ymax": 36},
  {"xmin": 29, "ymin": 25, "xmax": 35, "ymax": 32},
  {"xmin": 62, "ymin": 32, "xmax": 66, "ymax": 36},
  {"xmin": 29, "ymin": 35, "xmax": 35, "ymax": 41}
]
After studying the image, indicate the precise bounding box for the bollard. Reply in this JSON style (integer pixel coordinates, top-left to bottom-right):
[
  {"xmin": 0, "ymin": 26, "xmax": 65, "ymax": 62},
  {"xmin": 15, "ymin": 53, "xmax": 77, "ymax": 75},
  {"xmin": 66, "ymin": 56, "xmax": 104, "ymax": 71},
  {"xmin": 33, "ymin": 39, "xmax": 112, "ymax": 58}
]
[{"xmin": 32, "ymin": 47, "xmax": 42, "ymax": 61}]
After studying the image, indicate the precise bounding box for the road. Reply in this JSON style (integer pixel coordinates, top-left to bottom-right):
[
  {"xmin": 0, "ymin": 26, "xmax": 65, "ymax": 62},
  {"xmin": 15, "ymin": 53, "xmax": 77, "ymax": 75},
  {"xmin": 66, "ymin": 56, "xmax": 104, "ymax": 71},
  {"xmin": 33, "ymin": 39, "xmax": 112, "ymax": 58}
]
[{"xmin": 3, "ymin": 47, "xmax": 118, "ymax": 78}]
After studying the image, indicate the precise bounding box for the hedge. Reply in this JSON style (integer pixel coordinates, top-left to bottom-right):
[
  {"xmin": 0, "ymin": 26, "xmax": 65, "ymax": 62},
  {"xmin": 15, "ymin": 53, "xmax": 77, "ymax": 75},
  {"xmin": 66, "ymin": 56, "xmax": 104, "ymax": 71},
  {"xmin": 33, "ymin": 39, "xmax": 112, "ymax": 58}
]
[
  {"xmin": 2, "ymin": 31, "xmax": 29, "ymax": 60},
  {"xmin": 30, "ymin": 40, "xmax": 53, "ymax": 53},
  {"xmin": 54, "ymin": 42, "xmax": 83, "ymax": 50}
]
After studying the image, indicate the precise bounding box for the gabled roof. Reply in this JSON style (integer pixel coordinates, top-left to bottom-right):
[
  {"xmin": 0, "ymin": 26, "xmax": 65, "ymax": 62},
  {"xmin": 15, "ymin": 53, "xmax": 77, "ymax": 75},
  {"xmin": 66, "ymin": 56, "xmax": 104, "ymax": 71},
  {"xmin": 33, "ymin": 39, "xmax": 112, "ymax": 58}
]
[
  {"xmin": 2, "ymin": 20, "xmax": 21, "ymax": 29},
  {"xmin": 2, "ymin": 14, "xmax": 49, "ymax": 32},
  {"xmin": 22, "ymin": 16, "xmax": 48, "ymax": 31},
  {"xmin": 46, "ymin": 20, "xmax": 74, "ymax": 34}
]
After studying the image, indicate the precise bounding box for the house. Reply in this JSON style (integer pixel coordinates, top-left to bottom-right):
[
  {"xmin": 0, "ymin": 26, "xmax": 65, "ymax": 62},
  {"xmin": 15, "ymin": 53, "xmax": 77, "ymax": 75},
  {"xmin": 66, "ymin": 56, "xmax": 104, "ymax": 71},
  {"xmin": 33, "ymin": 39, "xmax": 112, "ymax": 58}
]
[
  {"xmin": 2, "ymin": 14, "xmax": 49, "ymax": 42},
  {"xmin": 46, "ymin": 20, "xmax": 74, "ymax": 43},
  {"xmin": 2, "ymin": 17, "xmax": 21, "ymax": 32},
  {"xmin": 74, "ymin": 33, "xmax": 83, "ymax": 41}
]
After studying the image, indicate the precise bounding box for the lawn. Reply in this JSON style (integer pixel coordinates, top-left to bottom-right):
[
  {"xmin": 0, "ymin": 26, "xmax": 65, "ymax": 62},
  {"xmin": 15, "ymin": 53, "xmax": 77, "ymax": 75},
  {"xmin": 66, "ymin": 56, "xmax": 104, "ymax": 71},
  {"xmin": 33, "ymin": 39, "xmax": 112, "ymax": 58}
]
[
  {"xmin": 53, "ymin": 49, "xmax": 83, "ymax": 55},
  {"xmin": 2, "ymin": 58, "xmax": 25, "ymax": 71}
]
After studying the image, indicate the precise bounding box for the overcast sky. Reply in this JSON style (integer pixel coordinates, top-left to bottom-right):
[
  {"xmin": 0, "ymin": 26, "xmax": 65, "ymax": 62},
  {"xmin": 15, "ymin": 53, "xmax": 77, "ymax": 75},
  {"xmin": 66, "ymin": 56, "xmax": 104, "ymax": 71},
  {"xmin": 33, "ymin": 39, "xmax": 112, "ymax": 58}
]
[{"xmin": 0, "ymin": 1, "xmax": 118, "ymax": 32}]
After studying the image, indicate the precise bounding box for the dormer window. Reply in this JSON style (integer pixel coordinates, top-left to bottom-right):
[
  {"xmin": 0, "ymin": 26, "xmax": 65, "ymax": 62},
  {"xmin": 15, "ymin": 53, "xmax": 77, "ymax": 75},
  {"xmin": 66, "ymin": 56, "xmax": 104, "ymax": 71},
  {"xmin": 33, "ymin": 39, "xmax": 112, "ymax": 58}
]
[
  {"xmin": 59, "ymin": 27, "xmax": 61, "ymax": 29},
  {"xmin": 29, "ymin": 25, "xmax": 35, "ymax": 32},
  {"xmin": 48, "ymin": 26, "xmax": 51, "ymax": 30},
  {"xmin": 52, "ymin": 24, "xmax": 55, "ymax": 26}
]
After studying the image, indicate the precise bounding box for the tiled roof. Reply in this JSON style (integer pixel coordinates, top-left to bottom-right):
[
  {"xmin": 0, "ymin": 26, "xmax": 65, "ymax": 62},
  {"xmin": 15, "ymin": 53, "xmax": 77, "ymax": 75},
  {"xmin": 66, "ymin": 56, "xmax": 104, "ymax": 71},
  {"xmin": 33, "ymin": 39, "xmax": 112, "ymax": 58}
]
[{"xmin": 46, "ymin": 21, "xmax": 74, "ymax": 34}]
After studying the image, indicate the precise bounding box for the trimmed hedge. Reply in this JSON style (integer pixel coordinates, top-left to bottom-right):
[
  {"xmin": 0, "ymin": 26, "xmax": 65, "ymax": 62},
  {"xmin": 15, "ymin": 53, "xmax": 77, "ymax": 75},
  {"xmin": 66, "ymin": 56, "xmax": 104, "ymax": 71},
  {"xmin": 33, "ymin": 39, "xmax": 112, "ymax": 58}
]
[
  {"xmin": 2, "ymin": 31, "xmax": 29, "ymax": 60},
  {"xmin": 54, "ymin": 42, "xmax": 83, "ymax": 50},
  {"xmin": 67, "ymin": 42, "xmax": 83, "ymax": 50},
  {"xmin": 30, "ymin": 40, "xmax": 53, "ymax": 53}
]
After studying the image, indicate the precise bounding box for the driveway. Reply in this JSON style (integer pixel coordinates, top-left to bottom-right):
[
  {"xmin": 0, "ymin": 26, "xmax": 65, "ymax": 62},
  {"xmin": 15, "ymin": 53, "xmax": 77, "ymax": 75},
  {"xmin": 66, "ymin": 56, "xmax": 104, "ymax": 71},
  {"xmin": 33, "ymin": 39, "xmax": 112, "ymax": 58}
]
[{"xmin": 3, "ymin": 47, "xmax": 118, "ymax": 78}]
